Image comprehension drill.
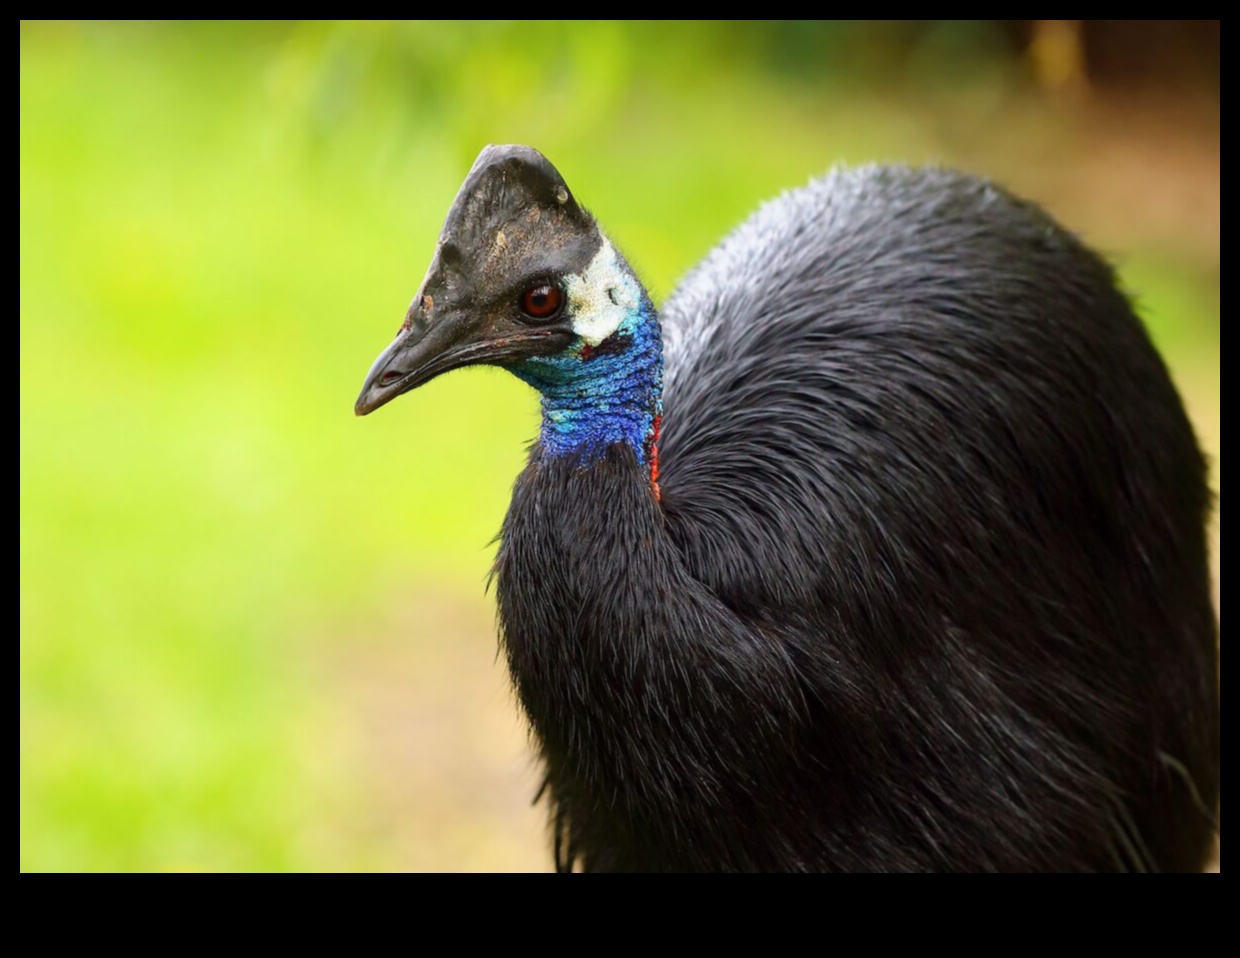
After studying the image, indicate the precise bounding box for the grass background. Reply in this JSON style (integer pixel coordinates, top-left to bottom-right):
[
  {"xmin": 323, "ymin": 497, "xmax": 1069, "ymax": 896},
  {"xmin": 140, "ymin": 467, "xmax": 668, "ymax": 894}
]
[{"xmin": 20, "ymin": 21, "xmax": 1219, "ymax": 871}]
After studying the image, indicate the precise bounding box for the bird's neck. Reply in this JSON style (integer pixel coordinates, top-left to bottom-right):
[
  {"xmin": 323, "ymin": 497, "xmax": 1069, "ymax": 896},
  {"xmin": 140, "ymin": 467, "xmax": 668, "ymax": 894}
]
[{"xmin": 513, "ymin": 298, "xmax": 664, "ymax": 490}]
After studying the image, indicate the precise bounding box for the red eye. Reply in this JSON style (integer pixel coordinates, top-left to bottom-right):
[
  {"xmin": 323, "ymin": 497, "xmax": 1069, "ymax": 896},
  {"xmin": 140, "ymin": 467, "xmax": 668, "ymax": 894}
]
[{"xmin": 519, "ymin": 284, "xmax": 564, "ymax": 321}]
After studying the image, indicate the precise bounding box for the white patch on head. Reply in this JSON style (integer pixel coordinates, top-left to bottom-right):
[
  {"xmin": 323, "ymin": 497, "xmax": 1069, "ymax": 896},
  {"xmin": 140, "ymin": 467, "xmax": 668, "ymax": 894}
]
[{"xmin": 566, "ymin": 239, "xmax": 640, "ymax": 346}]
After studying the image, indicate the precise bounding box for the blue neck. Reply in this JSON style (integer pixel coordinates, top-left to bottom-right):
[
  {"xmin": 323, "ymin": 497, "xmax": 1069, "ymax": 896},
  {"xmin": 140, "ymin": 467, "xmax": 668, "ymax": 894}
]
[{"xmin": 511, "ymin": 298, "xmax": 663, "ymax": 467}]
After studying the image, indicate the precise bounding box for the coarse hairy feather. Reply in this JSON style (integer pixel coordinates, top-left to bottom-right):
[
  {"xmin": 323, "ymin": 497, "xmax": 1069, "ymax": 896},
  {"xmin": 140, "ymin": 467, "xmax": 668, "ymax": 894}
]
[{"xmin": 495, "ymin": 166, "xmax": 1217, "ymax": 871}]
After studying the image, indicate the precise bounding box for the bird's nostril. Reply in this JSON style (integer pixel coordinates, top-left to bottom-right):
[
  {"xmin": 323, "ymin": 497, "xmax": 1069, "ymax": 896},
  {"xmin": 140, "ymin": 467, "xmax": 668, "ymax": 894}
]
[{"xmin": 378, "ymin": 370, "xmax": 403, "ymax": 387}]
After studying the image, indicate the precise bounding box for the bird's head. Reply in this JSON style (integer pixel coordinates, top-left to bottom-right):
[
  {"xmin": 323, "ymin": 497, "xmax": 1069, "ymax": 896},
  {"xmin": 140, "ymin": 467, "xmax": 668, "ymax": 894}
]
[{"xmin": 355, "ymin": 145, "xmax": 652, "ymax": 418}]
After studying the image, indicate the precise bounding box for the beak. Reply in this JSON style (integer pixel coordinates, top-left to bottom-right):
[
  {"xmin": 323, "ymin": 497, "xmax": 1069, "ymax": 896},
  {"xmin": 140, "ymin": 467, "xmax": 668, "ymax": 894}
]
[
  {"xmin": 354, "ymin": 306, "xmax": 464, "ymax": 416},
  {"xmin": 355, "ymin": 301, "xmax": 573, "ymax": 416}
]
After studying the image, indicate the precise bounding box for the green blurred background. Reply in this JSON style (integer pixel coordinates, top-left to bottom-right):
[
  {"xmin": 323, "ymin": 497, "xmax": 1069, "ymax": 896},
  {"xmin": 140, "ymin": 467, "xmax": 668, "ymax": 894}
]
[{"xmin": 20, "ymin": 21, "xmax": 1219, "ymax": 872}]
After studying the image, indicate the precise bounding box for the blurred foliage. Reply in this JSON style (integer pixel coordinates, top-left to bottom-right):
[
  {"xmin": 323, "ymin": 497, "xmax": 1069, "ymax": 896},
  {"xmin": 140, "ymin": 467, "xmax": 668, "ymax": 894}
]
[{"xmin": 20, "ymin": 21, "xmax": 1218, "ymax": 871}]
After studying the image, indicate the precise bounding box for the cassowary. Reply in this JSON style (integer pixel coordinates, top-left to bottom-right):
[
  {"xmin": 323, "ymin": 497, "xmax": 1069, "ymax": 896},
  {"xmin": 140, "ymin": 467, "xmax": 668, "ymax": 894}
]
[{"xmin": 355, "ymin": 145, "xmax": 1219, "ymax": 872}]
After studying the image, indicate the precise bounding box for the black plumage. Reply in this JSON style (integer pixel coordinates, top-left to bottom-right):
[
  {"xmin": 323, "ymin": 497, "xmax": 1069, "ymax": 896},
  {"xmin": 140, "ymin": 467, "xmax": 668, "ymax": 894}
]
[{"xmin": 356, "ymin": 146, "xmax": 1219, "ymax": 872}]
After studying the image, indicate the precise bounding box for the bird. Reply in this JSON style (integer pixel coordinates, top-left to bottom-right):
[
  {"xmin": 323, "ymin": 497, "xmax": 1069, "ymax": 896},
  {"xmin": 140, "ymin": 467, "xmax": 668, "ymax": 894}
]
[{"xmin": 355, "ymin": 144, "xmax": 1219, "ymax": 872}]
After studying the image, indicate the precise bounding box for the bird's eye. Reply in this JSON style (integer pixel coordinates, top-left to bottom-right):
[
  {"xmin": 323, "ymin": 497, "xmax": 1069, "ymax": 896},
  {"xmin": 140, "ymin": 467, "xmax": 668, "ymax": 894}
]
[{"xmin": 519, "ymin": 284, "xmax": 564, "ymax": 322}]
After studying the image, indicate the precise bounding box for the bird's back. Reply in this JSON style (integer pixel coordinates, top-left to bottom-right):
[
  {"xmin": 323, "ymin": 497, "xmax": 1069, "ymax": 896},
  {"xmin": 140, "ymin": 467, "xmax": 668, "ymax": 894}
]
[{"xmin": 655, "ymin": 166, "xmax": 1218, "ymax": 870}]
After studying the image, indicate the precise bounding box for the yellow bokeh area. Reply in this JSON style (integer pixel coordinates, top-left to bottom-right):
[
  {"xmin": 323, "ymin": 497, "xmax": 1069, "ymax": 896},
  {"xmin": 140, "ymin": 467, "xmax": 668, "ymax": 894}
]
[{"xmin": 20, "ymin": 21, "xmax": 1218, "ymax": 871}]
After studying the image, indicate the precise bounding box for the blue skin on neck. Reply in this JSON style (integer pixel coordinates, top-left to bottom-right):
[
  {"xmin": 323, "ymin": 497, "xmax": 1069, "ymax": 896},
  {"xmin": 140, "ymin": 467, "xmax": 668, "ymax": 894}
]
[{"xmin": 510, "ymin": 297, "xmax": 663, "ymax": 466}]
